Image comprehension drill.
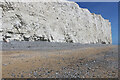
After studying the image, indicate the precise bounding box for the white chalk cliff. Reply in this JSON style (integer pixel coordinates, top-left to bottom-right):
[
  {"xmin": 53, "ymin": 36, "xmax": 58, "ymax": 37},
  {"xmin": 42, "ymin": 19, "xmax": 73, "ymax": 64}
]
[{"xmin": 0, "ymin": 1, "xmax": 112, "ymax": 44}]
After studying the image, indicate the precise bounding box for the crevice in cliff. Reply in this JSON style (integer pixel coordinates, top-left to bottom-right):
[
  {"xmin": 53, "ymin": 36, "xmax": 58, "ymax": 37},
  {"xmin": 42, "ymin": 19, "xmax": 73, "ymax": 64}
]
[
  {"xmin": 1, "ymin": 2, "xmax": 14, "ymax": 11},
  {"xmin": 65, "ymin": 33, "xmax": 73, "ymax": 43}
]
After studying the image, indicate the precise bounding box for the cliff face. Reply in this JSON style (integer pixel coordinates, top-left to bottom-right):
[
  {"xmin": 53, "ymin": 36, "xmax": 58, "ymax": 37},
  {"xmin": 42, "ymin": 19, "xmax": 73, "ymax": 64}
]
[{"xmin": 0, "ymin": 1, "xmax": 112, "ymax": 44}]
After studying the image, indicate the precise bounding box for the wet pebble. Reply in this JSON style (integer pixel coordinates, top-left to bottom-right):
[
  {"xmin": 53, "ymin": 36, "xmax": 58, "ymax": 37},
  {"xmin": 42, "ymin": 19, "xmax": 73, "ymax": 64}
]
[
  {"xmin": 11, "ymin": 73, "xmax": 15, "ymax": 77},
  {"xmin": 34, "ymin": 71, "xmax": 37, "ymax": 76},
  {"xmin": 21, "ymin": 74, "xmax": 24, "ymax": 78},
  {"xmin": 87, "ymin": 67, "xmax": 91, "ymax": 70},
  {"xmin": 56, "ymin": 72, "xmax": 58, "ymax": 75},
  {"xmin": 3, "ymin": 64, "xmax": 7, "ymax": 66}
]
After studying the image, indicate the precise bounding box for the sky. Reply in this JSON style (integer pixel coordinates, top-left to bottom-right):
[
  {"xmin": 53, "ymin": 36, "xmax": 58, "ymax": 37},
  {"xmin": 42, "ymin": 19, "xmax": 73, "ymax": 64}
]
[{"xmin": 76, "ymin": 2, "xmax": 118, "ymax": 45}]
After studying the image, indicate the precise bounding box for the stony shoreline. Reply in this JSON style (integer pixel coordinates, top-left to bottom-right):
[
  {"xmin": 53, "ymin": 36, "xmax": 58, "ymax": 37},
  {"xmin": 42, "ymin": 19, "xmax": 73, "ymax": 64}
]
[
  {"xmin": 2, "ymin": 41, "xmax": 118, "ymax": 78},
  {"xmin": 2, "ymin": 41, "xmax": 113, "ymax": 51}
]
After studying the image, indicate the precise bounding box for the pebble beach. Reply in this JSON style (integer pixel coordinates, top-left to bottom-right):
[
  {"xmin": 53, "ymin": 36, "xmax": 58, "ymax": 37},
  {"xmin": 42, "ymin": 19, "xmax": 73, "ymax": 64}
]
[{"xmin": 1, "ymin": 41, "xmax": 118, "ymax": 78}]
